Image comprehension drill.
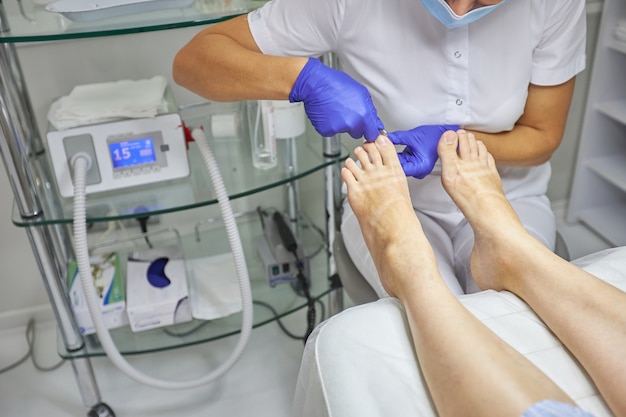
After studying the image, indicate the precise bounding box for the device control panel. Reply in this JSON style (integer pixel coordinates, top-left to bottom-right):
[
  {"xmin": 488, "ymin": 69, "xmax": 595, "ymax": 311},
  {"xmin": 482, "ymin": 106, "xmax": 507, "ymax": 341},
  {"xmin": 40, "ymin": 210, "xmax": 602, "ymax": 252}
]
[{"xmin": 47, "ymin": 113, "xmax": 190, "ymax": 197}]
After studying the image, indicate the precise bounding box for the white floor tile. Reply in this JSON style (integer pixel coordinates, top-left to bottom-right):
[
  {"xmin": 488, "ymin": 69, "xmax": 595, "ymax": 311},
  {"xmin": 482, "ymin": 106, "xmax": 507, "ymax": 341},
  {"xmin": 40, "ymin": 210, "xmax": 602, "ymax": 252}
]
[{"xmin": 0, "ymin": 312, "xmax": 309, "ymax": 417}]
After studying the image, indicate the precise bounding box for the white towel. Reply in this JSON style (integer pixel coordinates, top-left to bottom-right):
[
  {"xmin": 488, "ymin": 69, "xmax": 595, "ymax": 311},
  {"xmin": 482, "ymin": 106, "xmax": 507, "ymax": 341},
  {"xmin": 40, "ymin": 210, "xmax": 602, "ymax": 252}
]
[
  {"xmin": 48, "ymin": 75, "xmax": 169, "ymax": 130},
  {"xmin": 186, "ymin": 253, "xmax": 243, "ymax": 320}
]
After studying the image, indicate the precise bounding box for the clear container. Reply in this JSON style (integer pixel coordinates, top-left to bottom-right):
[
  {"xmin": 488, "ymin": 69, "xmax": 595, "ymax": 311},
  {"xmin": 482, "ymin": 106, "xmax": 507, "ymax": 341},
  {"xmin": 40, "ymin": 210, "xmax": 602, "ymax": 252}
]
[{"xmin": 247, "ymin": 100, "xmax": 278, "ymax": 170}]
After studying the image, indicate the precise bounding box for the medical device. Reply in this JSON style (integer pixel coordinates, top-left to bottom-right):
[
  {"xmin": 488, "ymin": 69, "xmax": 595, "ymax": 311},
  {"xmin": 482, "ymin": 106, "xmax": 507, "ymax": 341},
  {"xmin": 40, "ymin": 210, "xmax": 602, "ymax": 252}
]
[
  {"xmin": 255, "ymin": 210, "xmax": 310, "ymax": 287},
  {"xmin": 46, "ymin": 113, "xmax": 190, "ymax": 197},
  {"xmin": 69, "ymin": 123, "xmax": 254, "ymax": 389},
  {"xmin": 255, "ymin": 208, "xmax": 315, "ymax": 341}
]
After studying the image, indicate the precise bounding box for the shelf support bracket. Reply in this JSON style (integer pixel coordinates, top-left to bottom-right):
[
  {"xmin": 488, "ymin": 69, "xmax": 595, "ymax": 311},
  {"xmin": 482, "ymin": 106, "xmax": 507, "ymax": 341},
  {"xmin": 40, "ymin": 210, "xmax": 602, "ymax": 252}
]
[
  {"xmin": 320, "ymin": 52, "xmax": 344, "ymax": 316},
  {"xmin": 0, "ymin": 10, "xmax": 105, "ymax": 413}
]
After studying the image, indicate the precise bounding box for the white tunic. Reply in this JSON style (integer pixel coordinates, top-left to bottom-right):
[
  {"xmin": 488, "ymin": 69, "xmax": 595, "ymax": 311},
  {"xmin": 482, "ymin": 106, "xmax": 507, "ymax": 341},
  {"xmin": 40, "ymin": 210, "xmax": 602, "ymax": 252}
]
[{"xmin": 249, "ymin": 0, "xmax": 587, "ymax": 294}]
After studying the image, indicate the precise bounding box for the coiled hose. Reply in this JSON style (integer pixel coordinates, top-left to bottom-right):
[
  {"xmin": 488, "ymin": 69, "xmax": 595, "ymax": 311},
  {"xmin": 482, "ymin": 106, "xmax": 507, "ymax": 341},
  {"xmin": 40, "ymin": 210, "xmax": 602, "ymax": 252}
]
[{"xmin": 71, "ymin": 127, "xmax": 253, "ymax": 389}]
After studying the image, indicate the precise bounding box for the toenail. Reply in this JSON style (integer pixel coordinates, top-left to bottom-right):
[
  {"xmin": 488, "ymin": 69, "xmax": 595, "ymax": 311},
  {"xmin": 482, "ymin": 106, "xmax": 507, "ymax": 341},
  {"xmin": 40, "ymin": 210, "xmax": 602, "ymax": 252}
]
[{"xmin": 444, "ymin": 131, "xmax": 457, "ymax": 143}]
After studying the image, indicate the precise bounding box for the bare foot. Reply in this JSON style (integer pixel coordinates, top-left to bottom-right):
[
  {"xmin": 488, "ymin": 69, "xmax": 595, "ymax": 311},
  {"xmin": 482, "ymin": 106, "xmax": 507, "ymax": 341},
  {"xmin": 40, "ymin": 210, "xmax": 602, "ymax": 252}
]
[
  {"xmin": 437, "ymin": 130, "xmax": 534, "ymax": 291},
  {"xmin": 342, "ymin": 135, "xmax": 438, "ymax": 298}
]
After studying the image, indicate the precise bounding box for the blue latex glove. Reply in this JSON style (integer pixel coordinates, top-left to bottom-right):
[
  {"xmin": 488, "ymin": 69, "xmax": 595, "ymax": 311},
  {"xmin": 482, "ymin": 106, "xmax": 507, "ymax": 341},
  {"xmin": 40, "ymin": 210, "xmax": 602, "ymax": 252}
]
[
  {"xmin": 289, "ymin": 57, "xmax": 383, "ymax": 141},
  {"xmin": 387, "ymin": 124, "xmax": 460, "ymax": 179}
]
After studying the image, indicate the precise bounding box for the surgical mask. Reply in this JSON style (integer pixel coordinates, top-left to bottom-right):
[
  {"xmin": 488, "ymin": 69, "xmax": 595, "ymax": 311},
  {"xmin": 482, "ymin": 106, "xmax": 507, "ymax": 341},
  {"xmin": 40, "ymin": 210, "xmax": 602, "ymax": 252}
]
[{"xmin": 421, "ymin": 0, "xmax": 508, "ymax": 28}]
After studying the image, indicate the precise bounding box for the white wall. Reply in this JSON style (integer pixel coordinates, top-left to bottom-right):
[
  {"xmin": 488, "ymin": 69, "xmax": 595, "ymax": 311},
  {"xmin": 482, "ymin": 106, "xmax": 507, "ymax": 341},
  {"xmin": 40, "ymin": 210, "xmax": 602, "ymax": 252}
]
[{"xmin": 0, "ymin": 2, "xmax": 605, "ymax": 322}]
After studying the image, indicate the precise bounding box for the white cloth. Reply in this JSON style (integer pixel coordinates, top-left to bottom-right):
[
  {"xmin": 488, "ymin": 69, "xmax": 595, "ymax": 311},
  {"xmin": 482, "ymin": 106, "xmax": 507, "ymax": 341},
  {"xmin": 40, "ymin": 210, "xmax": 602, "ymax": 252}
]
[
  {"xmin": 47, "ymin": 75, "xmax": 169, "ymax": 130},
  {"xmin": 293, "ymin": 247, "xmax": 626, "ymax": 417},
  {"xmin": 249, "ymin": 0, "xmax": 586, "ymax": 294},
  {"xmin": 186, "ymin": 253, "xmax": 243, "ymax": 320}
]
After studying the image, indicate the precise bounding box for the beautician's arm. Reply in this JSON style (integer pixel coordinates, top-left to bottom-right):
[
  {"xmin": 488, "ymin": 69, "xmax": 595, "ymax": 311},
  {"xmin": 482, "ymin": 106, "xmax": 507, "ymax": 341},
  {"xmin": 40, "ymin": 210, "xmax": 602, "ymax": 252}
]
[
  {"xmin": 172, "ymin": 15, "xmax": 307, "ymax": 101},
  {"xmin": 173, "ymin": 14, "xmax": 384, "ymax": 140},
  {"xmin": 468, "ymin": 78, "xmax": 576, "ymax": 167}
]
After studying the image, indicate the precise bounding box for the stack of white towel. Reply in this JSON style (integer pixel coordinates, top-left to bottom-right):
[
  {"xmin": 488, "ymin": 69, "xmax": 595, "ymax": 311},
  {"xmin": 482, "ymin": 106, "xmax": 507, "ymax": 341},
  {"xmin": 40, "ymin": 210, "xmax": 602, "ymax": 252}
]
[{"xmin": 47, "ymin": 75, "xmax": 169, "ymax": 131}]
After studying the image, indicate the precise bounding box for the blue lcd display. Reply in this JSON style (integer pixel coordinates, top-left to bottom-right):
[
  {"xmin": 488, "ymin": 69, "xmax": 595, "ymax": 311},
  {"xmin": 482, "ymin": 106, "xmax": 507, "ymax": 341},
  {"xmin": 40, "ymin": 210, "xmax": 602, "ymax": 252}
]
[{"xmin": 109, "ymin": 138, "xmax": 156, "ymax": 169}]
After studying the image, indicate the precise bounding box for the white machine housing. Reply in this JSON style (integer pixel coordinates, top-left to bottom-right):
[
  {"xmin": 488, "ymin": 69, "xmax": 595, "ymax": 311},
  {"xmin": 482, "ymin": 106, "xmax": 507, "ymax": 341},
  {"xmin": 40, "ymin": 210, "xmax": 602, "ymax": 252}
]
[{"xmin": 47, "ymin": 113, "xmax": 190, "ymax": 197}]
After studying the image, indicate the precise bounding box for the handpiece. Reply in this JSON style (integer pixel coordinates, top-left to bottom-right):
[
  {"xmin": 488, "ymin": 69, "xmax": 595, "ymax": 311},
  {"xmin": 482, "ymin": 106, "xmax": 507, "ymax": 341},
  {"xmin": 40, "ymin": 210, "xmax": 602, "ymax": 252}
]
[{"xmin": 272, "ymin": 211, "xmax": 297, "ymax": 252}]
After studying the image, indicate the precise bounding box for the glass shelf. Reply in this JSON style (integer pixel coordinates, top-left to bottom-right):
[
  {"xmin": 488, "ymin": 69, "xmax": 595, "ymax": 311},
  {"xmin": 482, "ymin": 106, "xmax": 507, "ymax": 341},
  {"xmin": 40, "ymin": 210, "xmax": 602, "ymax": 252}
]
[
  {"xmin": 58, "ymin": 211, "xmax": 330, "ymax": 358},
  {"xmin": 0, "ymin": 0, "xmax": 267, "ymax": 42},
  {"xmin": 13, "ymin": 102, "xmax": 349, "ymax": 227}
]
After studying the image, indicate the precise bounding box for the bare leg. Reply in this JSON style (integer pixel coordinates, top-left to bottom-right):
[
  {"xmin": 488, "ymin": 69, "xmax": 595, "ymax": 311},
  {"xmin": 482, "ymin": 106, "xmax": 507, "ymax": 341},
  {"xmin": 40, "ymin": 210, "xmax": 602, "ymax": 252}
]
[
  {"xmin": 341, "ymin": 134, "xmax": 573, "ymax": 417},
  {"xmin": 439, "ymin": 130, "xmax": 626, "ymax": 416}
]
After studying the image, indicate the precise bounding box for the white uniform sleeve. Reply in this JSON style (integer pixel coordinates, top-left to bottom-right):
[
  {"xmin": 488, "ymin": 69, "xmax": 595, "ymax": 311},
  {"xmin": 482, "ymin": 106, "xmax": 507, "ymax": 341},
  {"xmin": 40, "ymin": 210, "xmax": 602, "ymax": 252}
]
[
  {"xmin": 247, "ymin": 0, "xmax": 344, "ymax": 57},
  {"xmin": 531, "ymin": 0, "xmax": 587, "ymax": 86}
]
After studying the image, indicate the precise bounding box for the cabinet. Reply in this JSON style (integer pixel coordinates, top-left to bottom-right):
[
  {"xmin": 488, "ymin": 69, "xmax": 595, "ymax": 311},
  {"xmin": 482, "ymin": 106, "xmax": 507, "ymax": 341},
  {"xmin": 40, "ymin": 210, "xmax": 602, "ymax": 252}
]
[
  {"xmin": 567, "ymin": 0, "xmax": 626, "ymax": 246},
  {"xmin": 0, "ymin": 1, "xmax": 346, "ymax": 415}
]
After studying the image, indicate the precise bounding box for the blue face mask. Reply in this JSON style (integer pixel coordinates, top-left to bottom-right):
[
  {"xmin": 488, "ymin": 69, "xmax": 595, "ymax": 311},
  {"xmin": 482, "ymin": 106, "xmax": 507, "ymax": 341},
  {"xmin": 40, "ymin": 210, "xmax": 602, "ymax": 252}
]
[{"xmin": 421, "ymin": 0, "xmax": 508, "ymax": 28}]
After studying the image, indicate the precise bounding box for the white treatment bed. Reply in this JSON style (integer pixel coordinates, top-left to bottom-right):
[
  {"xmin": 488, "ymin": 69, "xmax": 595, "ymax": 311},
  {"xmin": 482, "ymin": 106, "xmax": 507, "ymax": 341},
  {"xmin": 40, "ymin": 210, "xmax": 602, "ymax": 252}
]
[{"xmin": 293, "ymin": 247, "xmax": 626, "ymax": 417}]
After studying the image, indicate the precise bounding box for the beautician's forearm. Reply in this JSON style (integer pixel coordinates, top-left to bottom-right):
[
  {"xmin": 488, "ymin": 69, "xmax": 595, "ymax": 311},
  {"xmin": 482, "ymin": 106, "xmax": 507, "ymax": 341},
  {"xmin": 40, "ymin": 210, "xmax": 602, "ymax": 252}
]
[
  {"xmin": 466, "ymin": 125, "xmax": 559, "ymax": 167},
  {"xmin": 173, "ymin": 17, "xmax": 308, "ymax": 101},
  {"xmin": 467, "ymin": 78, "xmax": 576, "ymax": 167},
  {"xmin": 173, "ymin": 37, "xmax": 306, "ymax": 101}
]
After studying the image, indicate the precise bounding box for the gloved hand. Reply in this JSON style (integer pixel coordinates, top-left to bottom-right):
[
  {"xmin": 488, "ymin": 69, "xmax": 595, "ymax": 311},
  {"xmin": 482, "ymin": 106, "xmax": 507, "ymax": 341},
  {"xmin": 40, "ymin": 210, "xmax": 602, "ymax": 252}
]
[
  {"xmin": 289, "ymin": 57, "xmax": 383, "ymax": 141},
  {"xmin": 387, "ymin": 124, "xmax": 460, "ymax": 178}
]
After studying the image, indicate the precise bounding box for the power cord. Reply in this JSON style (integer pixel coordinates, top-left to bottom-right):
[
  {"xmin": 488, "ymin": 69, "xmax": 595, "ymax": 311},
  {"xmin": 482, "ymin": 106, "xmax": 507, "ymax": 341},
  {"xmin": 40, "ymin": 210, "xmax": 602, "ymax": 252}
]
[
  {"xmin": 290, "ymin": 254, "xmax": 316, "ymax": 343},
  {"xmin": 0, "ymin": 318, "xmax": 65, "ymax": 375},
  {"xmin": 134, "ymin": 206, "xmax": 153, "ymax": 249},
  {"xmin": 161, "ymin": 300, "xmax": 326, "ymax": 342},
  {"xmin": 254, "ymin": 299, "xmax": 325, "ymax": 341},
  {"xmin": 256, "ymin": 206, "xmax": 267, "ymax": 230},
  {"xmin": 162, "ymin": 320, "xmax": 211, "ymax": 338}
]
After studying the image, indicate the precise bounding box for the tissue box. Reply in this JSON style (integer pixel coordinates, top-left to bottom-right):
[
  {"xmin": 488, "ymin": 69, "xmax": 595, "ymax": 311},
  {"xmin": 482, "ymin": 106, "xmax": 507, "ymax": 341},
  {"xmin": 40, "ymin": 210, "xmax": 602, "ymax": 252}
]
[
  {"xmin": 67, "ymin": 253, "xmax": 127, "ymax": 335},
  {"xmin": 126, "ymin": 246, "xmax": 193, "ymax": 332}
]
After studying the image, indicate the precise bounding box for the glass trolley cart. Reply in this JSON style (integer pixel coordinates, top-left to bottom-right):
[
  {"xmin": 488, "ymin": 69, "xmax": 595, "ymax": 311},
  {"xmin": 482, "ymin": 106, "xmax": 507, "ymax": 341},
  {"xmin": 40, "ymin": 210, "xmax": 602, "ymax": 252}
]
[{"xmin": 0, "ymin": 1, "xmax": 346, "ymax": 415}]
